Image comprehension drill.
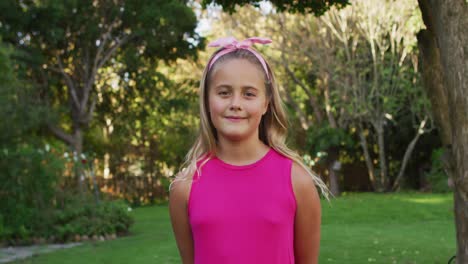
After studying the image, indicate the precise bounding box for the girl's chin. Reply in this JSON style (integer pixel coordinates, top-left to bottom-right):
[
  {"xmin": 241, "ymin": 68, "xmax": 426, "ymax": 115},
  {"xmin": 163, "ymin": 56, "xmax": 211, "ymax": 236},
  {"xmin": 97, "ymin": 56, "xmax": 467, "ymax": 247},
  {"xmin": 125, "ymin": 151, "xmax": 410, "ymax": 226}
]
[{"xmin": 217, "ymin": 131, "xmax": 251, "ymax": 142}]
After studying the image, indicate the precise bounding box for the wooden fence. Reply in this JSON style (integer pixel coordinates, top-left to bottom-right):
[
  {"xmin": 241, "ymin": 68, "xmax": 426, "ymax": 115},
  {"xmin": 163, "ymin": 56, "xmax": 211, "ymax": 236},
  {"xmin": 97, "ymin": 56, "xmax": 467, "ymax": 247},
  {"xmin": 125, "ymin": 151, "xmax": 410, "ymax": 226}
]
[{"xmin": 62, "ymin": 175, "xmax": 171, "ymax": 206}]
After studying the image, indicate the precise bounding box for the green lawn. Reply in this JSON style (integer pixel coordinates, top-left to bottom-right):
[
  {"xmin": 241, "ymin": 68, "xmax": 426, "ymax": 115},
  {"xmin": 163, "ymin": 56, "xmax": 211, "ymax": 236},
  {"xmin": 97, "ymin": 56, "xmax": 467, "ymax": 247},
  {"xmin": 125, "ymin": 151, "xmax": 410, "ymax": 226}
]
[{"xmin": 10, "ymin": 192, "xmax": 456, "ymax": 264}]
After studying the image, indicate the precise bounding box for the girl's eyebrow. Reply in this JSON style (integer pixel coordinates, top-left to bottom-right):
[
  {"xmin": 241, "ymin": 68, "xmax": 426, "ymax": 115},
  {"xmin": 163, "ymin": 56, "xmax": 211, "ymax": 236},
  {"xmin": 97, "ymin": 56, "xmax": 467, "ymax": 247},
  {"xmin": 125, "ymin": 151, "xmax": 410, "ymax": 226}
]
[
  {"xmin": 242, "ymin": 85, "xmax": 259, "ymax": 91},
  {"xmin": 214, "ymin": 84, "xmax": 259, "ymax": 90},
  {"xmin": 214, "ymin": 84, "xmax": 232, "ymax": 89}
]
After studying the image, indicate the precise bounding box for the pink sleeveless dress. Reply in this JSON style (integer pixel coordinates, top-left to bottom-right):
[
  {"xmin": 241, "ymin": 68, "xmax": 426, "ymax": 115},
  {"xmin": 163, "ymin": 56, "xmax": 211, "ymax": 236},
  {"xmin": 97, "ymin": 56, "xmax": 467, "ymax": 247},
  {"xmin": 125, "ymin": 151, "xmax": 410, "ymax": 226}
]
[{"xmin": 188, "ymin": 148, "xmax": 297, "ymax": 264}]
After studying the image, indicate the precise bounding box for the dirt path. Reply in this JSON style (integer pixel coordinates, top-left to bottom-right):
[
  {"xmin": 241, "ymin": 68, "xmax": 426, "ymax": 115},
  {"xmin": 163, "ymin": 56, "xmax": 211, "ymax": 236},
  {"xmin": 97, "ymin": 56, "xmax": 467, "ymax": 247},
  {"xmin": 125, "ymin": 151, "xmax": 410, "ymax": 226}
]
[{"xmin": 0, "ymin": 243, "xmax": 82, "ymax": 263}]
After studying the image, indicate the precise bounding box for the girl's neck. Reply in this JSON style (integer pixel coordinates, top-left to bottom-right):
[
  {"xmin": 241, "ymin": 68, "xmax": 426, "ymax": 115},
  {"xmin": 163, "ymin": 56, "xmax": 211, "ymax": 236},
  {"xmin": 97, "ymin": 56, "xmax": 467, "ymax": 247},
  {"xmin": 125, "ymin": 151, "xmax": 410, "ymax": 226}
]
[{"xmin": 215, "ymin": 137, "xmax": 270, "ymax": 166}]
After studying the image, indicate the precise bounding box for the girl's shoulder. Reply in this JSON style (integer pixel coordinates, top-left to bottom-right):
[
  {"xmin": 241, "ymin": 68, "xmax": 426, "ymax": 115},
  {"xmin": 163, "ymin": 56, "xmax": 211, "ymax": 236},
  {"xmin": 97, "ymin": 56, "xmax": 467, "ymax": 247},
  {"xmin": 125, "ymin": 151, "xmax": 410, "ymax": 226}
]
[
  {"xmin": 290, "ymin": 161, "xmax": 320, "ymax": 202},
  {"xmin": 169, "ymin": 162, "xmax": 200, "ymax": 203},
  {"xmin": 169, "ymin": 153, "xmax": 211, "ymax": 198},
  {"xmin": 291, "ymin": 161, "xmax": 314, "ymax": 186},
  {"xmin": 169, "ymin": 173, "xmax": 193, "ymax": 206}
]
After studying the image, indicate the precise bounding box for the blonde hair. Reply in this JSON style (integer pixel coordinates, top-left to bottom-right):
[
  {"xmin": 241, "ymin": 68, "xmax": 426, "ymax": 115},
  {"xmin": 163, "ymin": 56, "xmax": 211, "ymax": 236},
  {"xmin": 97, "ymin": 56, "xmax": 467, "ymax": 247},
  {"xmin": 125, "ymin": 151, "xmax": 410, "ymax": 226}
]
[{"xmin": 171, "ymin": 48, "xmax": 331, "ymax": 200}]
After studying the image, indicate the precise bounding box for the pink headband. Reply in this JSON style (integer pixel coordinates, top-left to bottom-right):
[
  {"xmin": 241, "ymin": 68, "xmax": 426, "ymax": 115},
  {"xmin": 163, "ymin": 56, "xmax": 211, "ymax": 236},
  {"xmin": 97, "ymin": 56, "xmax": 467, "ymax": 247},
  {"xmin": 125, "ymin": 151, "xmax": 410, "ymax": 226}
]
[{"xmin": 207, "ymin": 37, "xmax": 272, "ymax": 79}]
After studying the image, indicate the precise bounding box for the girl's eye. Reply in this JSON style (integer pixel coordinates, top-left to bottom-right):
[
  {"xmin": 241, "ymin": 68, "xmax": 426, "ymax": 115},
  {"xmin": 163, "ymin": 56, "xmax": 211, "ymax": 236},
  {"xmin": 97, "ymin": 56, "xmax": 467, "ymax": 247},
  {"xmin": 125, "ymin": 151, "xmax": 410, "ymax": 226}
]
[{"xmin": 216, "ymin": 91, "xmax": 256, "ymax": 97}]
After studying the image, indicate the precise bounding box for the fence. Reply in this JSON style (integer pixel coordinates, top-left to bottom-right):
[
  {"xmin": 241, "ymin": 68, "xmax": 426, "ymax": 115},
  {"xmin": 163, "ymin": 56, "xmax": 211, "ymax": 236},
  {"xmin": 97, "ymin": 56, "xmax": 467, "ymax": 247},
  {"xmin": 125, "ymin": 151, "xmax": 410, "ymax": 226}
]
[{"xmin": 62, "ymin": 175, "xmax": 171, "ymax": 206}]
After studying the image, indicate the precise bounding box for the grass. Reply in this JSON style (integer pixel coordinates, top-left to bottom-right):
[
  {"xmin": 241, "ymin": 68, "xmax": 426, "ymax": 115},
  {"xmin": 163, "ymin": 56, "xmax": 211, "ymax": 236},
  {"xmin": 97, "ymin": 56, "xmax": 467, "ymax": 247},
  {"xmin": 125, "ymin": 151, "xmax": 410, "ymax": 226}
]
[
  {"xmin": 320, "ymin": 192, "xmax": 455, "ymax": 263},
  {"xmin": 9, "ymin": 192, "xmax": 455, "ymax": 264}
]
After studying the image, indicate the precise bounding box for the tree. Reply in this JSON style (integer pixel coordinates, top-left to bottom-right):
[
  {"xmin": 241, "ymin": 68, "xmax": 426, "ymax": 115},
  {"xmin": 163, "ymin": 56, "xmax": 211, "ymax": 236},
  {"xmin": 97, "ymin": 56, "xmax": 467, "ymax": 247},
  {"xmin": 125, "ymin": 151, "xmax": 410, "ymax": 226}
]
[
  {"xmin": 91, "ymin": 59, "xmax": 200, "ymax": 180},
  {"xmin": 317, "ymin": 1, "xmax": 431, "ymax": 192},
  {"xmin": 203, "ymin": 0, "xmax": 348, "ymax": 15},
  {"xmin": 0, "ymin": 0, "xmax": 201, "ymax": 190},
  {"xmin": 416, "ymin": 0, "xmax": 468, "ymax": 262}
]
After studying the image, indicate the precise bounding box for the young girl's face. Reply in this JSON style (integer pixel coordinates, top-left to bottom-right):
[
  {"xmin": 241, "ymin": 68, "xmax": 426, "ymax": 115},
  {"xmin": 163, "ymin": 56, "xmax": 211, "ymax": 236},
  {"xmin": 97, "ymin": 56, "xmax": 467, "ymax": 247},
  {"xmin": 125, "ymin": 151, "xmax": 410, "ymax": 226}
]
[{"xmin": 208, "ymin": 58, "xmax": 269, "ymax": 143}]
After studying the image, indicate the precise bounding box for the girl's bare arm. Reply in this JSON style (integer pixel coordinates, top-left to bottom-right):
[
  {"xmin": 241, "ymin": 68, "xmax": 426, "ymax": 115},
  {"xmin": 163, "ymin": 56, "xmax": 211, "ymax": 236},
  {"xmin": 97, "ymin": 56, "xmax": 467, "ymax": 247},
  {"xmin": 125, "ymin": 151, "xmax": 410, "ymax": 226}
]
[
  {"xmin": 292, "ymin": 162, "xmax": 322, "ymax": 264},
  {"xmin": 169, "ymin": 180, "xmax": 194, "ymax": 264}
]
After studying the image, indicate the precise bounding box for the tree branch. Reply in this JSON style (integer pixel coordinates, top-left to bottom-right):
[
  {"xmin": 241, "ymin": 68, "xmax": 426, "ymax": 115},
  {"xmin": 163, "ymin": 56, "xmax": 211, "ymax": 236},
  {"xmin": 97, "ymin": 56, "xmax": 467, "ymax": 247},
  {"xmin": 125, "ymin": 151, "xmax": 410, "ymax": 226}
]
[
  {"xmin": 281, "ymin": 84, "xmax": 311, "ymax": 130},
  {"xmin": 281, "ymin": 58, "xmax": 324, "ymax": 123},
  {"xmin": 82, "ymin": 18, "xmax": 121, "ymax": 111},
  {"xmin": 82, "ymin": 95, "xmax": 97, "ymax": 125},
  {"xmin": 392, "ymin": 116, "xmax": 428, "ymax": 191},
  {"xmin": 54, "ymin": 55, "xmax": 81, "ymax": 110},
  {"xmin": 82, "ymin": 33, "xmax": 133, "ymax": 111},
  {"xmin": 48, "ymin": 123, "xmax": 75, "ymax": 146}
]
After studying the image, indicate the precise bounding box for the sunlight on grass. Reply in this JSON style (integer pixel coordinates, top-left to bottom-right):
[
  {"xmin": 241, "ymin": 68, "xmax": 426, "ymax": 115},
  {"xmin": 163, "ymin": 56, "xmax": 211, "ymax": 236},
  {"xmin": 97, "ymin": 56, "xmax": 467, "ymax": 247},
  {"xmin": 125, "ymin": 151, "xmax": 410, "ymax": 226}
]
[{"xmin": 397, "ymin": 195, "xmax": 453, "ymax": 204}]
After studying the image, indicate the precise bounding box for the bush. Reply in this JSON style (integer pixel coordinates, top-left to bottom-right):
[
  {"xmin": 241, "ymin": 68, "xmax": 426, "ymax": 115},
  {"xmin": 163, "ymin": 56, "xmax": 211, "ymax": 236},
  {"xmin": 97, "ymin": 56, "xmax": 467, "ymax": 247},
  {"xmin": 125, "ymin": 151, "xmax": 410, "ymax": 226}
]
[
  {"xmin": 0, "ymin": 144, "xmax": 65, "ymax": 244},
  {"xmin": 0, "ymin": 40, "xmax": 134, "ymax": 245},
  {"xmin": 426, "ymin": 148, "xmax": 451, "ymax": 193},
  {"xmin": 0, "ymin": 214, "xmax": 4, "ymax": 240},
  {"xmin": 0, "ymin": 144, "xmax": 134, "ymax": 245},
  {"xmin": 53, "ymin": 195, "xmax": 134, "ymax": 242}
]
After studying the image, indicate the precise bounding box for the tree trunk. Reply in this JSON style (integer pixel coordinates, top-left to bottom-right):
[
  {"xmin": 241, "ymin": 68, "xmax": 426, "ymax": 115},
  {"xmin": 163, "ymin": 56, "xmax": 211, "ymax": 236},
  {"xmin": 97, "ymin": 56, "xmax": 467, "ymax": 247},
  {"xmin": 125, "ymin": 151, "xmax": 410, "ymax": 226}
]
[
  {"xmin": 358, "ymin": 125, "xmax": 378, "ymax": 191},
  {"xmin": 417, "ymin": 0, "xmax": 468, "ymax": 262},
  {"xmin": 373, "ymin": 121, "xmax": 388, "ymax": 191},
  {"xmin": 416, "ymin": 29, "xmax": 451, "ymax": 147},
  {"xmin": 73, "ymin": 127, "xmax": 85, "ymax": 194},
  {"xmin": 89, "ymin": 160, "xmax": 100, "ymax": 204},
  {"xmin": 392, "ymin": 118, "xmax": 427, "ymax": 191},
  {"xmin": 328, "ymin": 166, "xmax": 340, "ymax": 197},
  {"xmin": 326, "ymin": 147, "xmax": 341, "ymax": 197}
]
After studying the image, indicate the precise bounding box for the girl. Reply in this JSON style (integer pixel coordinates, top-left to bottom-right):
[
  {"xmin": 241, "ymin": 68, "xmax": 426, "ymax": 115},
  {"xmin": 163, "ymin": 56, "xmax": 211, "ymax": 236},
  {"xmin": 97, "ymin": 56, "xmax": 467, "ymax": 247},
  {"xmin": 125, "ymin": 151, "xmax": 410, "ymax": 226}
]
[{"xmin": 169, "ymin": 36, "xmax": 329, "ymax": 264}]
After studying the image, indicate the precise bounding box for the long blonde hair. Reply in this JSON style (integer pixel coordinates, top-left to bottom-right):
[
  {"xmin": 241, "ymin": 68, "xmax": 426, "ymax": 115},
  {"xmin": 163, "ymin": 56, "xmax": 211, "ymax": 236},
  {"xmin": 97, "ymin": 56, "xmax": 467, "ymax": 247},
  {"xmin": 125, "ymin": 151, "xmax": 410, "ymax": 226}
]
[{"xmin": 171, "ymin": 48, "xmax": 331, "ymax": 200}]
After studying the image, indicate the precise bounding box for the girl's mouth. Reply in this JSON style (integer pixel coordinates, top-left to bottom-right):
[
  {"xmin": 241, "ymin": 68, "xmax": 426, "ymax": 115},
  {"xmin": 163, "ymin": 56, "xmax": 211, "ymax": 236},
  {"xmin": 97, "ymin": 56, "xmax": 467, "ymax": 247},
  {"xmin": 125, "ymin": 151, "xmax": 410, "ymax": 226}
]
[{"xmin": 225, "ymin": 116, "xmax": 245, "ymax": 122}]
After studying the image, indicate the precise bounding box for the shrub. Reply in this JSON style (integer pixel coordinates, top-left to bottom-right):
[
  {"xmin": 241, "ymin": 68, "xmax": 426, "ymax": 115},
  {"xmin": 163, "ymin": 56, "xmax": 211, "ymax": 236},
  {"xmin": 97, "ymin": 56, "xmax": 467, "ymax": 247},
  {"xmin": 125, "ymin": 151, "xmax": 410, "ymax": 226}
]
[
  {"xmin": 0, "ymin": 214, "xmax": 4, "ymax": 240},
  {"xmin": 426, "ymin": 148, "xmax": 451, "ymax": 193},
  {"xmin": 0, "ymin": 145, "xmax": 134, "ymax": 245},
  {"xmin": 0, "ymin": 143, "xmax": 65, "ymax": 244},
  {"xmin": 53, "ymin": 195, "xmax": 134, "ymax": 242}
]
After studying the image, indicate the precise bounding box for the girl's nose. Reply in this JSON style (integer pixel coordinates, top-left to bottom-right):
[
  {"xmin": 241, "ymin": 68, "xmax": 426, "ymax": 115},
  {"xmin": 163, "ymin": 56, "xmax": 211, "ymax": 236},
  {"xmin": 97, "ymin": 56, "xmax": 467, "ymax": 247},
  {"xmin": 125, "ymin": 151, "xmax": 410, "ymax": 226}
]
[{"xmin": 229, "ymin": 93, "xmax": 242, "ymax": 110}]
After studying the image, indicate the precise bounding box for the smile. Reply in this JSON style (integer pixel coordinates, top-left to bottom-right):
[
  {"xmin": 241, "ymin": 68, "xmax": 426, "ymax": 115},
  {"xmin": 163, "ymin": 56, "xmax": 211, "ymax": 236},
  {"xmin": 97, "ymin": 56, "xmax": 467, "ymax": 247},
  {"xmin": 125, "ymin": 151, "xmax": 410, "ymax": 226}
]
[{"xmin": 225, "ymin": 117, "xmax": 246, "ymax": 122}]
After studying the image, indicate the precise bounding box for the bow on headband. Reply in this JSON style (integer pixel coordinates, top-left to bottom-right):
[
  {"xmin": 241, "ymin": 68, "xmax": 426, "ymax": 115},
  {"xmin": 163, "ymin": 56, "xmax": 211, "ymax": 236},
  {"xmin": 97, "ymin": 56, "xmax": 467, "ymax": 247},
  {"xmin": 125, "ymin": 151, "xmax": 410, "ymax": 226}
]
[{"xmin": 207, "ymin": 37, "xmax": 272, "ymax": 79}]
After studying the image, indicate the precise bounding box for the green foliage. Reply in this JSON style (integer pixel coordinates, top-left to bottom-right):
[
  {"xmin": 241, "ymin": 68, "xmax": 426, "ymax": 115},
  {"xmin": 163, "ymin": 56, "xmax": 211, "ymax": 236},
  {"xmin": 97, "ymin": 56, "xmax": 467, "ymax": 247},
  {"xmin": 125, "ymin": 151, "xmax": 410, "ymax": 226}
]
[
  {"xmin": 0, "ymin": 0, "xmax": 203, "ymax": 181},
  {"xmin": 1, "ymin": 178, "xmax": 134, "ymax": 245},
  {"xmin": 0, "ymin": 0, "xmax": 201, "ymax": 63},
  {"xmin": 304, "ymin": 124, "xmax": 356, "ymax": 168},
  {"xmin": 0, "ymin": 214, "xmax": 4, "ymax": 240},
  {"xmin": 426, "ymin": 148, "xmax": 450, "ymax": 193},
  {"xmin": 0, "ymin": 41, "xmax": 49, "ymax": 146},
  {"xmin": 0, "ymin": 43, "xmax": 133, "ymax": 242},
  {"xmin": 53, "ymin": 196, "xmax": 134, "ymax": 241},
  {"xmin": 0, "ymin": 40, "xmax": 14, "ymax": 81},
  {"xmin": 92, "ymin": 65, "xmax": 198, "ymax": 171},
  {"xmin": 0, "ymin": 40, "xmax": 66, "ymax": 243},
  {"xmin": 202, "ymin": 0, "xmax": 349, "ymax": 15},
  {"xmin": 0, "ymin": 143, "xmax": 66, "ymax": 243},
  {"xmin": 305, "ymin": 124, "xmax": 355, "ymax": 154},
  {"xmin": 0, "ymin": 1, "xmax": 203, "ymax": 211}
]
